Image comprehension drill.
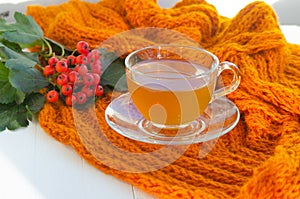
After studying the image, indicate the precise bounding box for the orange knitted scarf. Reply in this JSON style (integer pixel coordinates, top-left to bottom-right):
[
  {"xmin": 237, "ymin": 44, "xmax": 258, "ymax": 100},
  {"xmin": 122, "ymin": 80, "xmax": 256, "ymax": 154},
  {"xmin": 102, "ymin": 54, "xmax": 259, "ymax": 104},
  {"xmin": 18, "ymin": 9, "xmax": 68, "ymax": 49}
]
[{"xmin": 27, "ymin": 0, "xmax": 300, "ymax": 198}]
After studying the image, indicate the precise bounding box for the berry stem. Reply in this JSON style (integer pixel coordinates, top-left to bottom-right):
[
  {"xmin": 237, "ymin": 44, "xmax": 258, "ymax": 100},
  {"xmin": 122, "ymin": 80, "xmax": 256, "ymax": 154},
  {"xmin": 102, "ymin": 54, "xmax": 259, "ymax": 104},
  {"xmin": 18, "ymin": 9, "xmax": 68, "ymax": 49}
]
[
  {"xmin": 71, "ymin": 49, "xmax": 78, "ymax": 56},
  {"xmin": 35, "ymin": 63, "xmax": 44, "ymax": 70},
  {"xmin": 45, "ymin": 37, "xmax": 66, "ymax": 57},
  {"xmin": 42, "ymin": 38, "xmax": 53, "ymax": 58}
]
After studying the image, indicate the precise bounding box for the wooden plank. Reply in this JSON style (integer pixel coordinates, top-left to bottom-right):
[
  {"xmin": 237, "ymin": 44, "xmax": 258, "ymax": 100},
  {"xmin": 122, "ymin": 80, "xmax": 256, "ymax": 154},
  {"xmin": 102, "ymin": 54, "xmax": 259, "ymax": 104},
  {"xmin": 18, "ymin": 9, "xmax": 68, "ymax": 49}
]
[
  {"xmin": 133, "ymin": 187, "xmax": 158, "ymax": 199},
  {"xmin": 82, "ymin": 160, "xmax": 134, "ymax": 199},
  {"xmin": 0, "ymin": 122, "xmax": 40, "ymax": 198},
  {"xmin": 34, "ymin": 123, "xmax": 86, "ymax": 199}
]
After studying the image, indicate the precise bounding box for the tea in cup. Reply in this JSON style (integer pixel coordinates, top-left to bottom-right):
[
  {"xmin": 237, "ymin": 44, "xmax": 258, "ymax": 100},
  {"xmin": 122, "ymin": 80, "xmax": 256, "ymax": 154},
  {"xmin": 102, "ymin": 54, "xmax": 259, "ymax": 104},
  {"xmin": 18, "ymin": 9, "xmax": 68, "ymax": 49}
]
[{"xmin": 125, "ymin": 45, "xmax": 240, "ymax": 134}]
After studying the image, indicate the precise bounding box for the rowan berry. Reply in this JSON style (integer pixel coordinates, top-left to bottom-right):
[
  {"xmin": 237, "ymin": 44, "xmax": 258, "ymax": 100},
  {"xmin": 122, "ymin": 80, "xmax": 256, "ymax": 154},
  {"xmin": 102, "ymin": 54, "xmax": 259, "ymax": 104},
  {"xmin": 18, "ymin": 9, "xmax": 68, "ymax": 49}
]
[
  {"xmin": 67, "ymin": 55, "xmax": 76, "ymax": 66},
  {"xmin": 82, "ymin": 85, "xmax": 95, "ymax": 97},
  {"xmin": 87, "ymin": 50, "xmax": 100, "ymax": 65},
  {"xmin": 48, "ymin": 57, "xmax": 59, "ymax": 67},
  {"xmin": 60, "ymin": 58, "xmax": 68, "ymax": 64},
  {"xmin": 55, "ymin": 60, "xmax": 68, "ymax": 73},
  {"xmin": 87, "ymin": 54, "xmax": 95, "ymax": 64},
  {"xmin": 68, "ymin": 71, "xmax": 81, "ymax": 84},
  {"xmin": 43, "ymin": 65, "xmax": 55, "ymax": 77},
  {"xmin": 76, "ymin": 41, "xmax": 90, "ymax": 55},
  {"xmin": 95, "ymin": 85, "xmax": 104, "ymax": 97},
  {"xmin": 75, "ymin": 92, "xmax": 87, "ymax": 105},
  {"xmin": 65, "ymin": 95, "xmax": 77, "ymax": 106},
  {"xmin": 61, "ymin": 84, "xmax": 73, "ymax": 96},
  {"xmin": 64, "ymin": 68, "xmax": 72, "ymax": 75},
  {"xmin": 75, "ymin": 64, "xmax": 88, "ymax": 76},
  {"xmin": 91, "ymin": 62, "xmax": 102, "ymax": 75},
  {"xmin": 46, "ymin": 90, "xmax": 59, "ymax": 103},
  {"xmin": 83, "ymin": 73, "xmax": 95, "ymax": 86},
  {"xmin": 92, "ymin": 73, "xmax": 100, "ymax": 85},
  {"xmin": 90, "ymin": 49, "xmax": 101, "ymax": 60},
  {"xmin": 56, "ymin": 73, "xmax": 69, "ymax": 86},
  {"xmin": 75, "ymin": 55, "xmax": 88, "ymax": 65}
]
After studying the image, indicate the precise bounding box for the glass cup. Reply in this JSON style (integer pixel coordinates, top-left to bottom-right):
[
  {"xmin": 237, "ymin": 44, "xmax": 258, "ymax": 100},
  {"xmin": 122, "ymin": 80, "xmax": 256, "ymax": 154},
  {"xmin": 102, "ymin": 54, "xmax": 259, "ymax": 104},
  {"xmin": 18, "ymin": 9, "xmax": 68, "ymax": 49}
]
[{"xmin": 125, "ymin": 45, "xmax": 241, "ymax": 135}]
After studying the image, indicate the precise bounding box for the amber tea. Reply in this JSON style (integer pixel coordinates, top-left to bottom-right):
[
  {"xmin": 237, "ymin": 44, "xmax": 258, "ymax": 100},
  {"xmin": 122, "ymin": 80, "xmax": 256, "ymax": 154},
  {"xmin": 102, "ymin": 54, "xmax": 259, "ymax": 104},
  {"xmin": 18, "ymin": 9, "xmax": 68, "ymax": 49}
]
[{"xmin": 126, "ymin": 60, "xmax": 215, "ymax": 126}]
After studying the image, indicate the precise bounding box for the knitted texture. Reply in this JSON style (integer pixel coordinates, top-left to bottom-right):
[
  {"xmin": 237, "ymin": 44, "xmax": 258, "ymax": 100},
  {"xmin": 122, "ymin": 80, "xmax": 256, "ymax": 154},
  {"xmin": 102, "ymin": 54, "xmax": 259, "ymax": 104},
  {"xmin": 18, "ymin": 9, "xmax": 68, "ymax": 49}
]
[{"xmin": 28, "ymin": 0, "xmax": 300, "ymax": 198}]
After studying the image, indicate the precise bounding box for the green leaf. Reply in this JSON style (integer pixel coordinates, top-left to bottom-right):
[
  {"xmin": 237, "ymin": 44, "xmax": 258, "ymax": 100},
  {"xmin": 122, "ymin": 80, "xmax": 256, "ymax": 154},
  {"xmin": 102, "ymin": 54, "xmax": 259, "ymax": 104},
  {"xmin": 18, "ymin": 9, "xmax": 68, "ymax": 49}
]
[
  {"xmin": 0, "ymin": 92, "xmax": 44, "ymax": 131},
  {"xmin": 23, "ymin": 51, "xmax": 39, "ymax": 63},
  {"xmin": 0, "ymin": 62, "xmax": 25, "ymax": 104},
  {"xmin": 2, "ymin": 31, "xmax": 42, "ymax": 47},
  {"xmin": 15, "ymin": 105, "xmax": 30, "ymax": 127},
  {"xmin": 7, "ymin": 120, "xmax": 21, "ymax": 131},
  {"xmin": 0, "ymin": 79, "xmax": 18, "ymax": 104},
  {"xmin": 101, "ymin": 59, "xmax": 128, "ymax": 92},
  {"xmin": 19, "ymin": 13, "xmax": 43, "ymax": 37},
  {"xmin": 0, "ymin": 104, "xmax": 11, "ymax": 131},
  {"xmin": 8, "ymin": 67, "xmax": 49, "ymax": 93},
  {"xmin": 0, "ymin": 41, "xmax": 39, "ymax": 62},
  {"xmin": 0, "ymin": 61, "xmax": 8, "ymax": 78},
  {"xmin": 1, "ymin": 39, "xmax": 22, "ymax": 53},
  {"xmin": 15, "ymin": 90, "xmax": 26, "ymax": 104},
  {"xmin": 5, "ymin": 57, "xmax": 36, "ymax": 69},
  {"xmin": 4, "ymin": 57, "xmax": 49, "ymax": 93},
  {"xmin": 114, "ymin": 75, "xmax": 128, "ymax": 92},
  {"xmin": 25, "ymin": 93, "xmax": 45, "ymax": 113},
  {"xmin": 99, "ymin": 48, "xmax": 118, "ymax": 71},
  {"xmin": 0, "ymin": 12, "xmax": 44, "ymax": 47},
  {"xmin": 99, "ymin": 48, "xmax": 128, "ymax": 92},
  {"xmin": 0, "ymin": 23, "xmax": 15, "ymax": 32},
  {"xmin": 0, "ymin": 43, "xmax": 10, "ymax": 60},
  {"xmin": 0, "ymin": 42, "xmax": 26, "ymax": 59},
  {"xmin": 0, "ymin": 103, "xmax": 29, "ymax": 131}
]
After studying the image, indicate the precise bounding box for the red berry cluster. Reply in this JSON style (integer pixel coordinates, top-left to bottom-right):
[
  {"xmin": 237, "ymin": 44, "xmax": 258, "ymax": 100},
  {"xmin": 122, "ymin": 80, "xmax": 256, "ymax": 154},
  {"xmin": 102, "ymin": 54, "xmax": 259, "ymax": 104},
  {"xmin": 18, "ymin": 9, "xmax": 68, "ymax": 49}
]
[{"xmin": 44, "ymin": 41, "xmax": 104, "ymax": 106}]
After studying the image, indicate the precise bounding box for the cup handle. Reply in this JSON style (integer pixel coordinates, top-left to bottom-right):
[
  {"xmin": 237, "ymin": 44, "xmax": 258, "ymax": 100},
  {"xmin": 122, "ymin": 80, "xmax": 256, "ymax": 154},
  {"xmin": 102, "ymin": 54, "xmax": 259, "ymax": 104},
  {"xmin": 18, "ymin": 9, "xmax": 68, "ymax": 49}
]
[{"xmin": 212, "ymin": 61, "xmax": 241, "ymax": 100}]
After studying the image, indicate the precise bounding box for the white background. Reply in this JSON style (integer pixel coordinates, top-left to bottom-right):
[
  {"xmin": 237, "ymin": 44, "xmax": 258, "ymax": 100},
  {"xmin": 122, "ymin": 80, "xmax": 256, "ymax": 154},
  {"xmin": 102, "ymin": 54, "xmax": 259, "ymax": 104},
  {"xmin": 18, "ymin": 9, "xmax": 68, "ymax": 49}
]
[{"xmin": 0, "ymin": 0, "xmax": 299, "ymax": 199}]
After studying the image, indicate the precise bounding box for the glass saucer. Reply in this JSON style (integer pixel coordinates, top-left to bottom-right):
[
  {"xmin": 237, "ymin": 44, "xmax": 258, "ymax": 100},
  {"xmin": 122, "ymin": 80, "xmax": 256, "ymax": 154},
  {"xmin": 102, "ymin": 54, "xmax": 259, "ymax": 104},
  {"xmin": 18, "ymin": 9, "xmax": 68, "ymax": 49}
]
[{"xmin": 105, "ymin": 93, "xmax": 240, "ymax": 145}]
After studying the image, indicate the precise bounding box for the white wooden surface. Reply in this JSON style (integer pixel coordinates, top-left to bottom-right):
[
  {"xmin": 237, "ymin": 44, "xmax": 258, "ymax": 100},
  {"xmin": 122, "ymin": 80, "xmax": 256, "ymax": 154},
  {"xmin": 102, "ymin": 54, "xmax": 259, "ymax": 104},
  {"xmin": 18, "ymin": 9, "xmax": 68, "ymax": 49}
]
[{"xmin": 0, "ymin": 0, "xmax": 299, "ymax": 199}]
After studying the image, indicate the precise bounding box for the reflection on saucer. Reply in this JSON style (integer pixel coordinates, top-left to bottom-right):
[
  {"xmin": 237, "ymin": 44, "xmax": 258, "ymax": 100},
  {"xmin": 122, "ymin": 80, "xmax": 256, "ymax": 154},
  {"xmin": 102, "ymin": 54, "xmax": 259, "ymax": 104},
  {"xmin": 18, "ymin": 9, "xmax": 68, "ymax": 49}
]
[{"xmin": 105, "ymin": 93, "xmax": 240, "ymax": 145}]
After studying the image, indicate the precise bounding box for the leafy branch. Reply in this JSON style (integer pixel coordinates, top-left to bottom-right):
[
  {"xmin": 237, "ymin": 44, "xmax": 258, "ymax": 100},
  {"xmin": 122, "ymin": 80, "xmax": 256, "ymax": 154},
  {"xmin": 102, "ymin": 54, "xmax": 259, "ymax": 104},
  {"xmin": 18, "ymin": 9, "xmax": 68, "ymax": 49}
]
[
  {"xmin": 0, "ymin": 12, "xmax": 128, "ymax": 132},
  {"xmin": 0, "ymin": 12, "xmax": 50, "ymax": 131}
]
